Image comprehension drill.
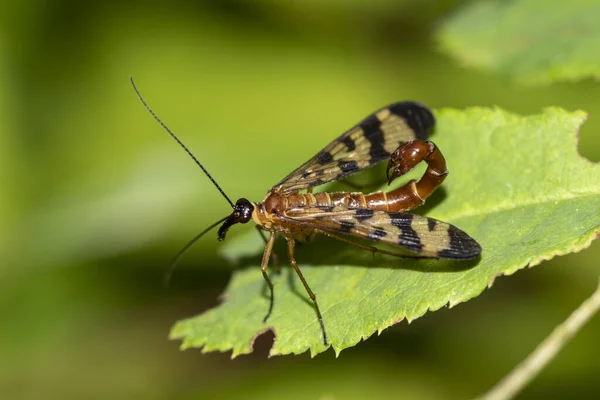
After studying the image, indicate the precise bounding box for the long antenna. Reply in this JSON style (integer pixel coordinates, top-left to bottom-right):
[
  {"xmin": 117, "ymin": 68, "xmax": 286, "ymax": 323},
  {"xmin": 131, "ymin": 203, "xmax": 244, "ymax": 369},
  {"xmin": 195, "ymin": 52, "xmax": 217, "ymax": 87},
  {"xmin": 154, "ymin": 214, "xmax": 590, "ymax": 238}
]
[
  {"xmin": 130, "ymin": 77, "xmax": 234, "ymax": 208},
  {"xmin": 163, "ymin": 215, "xmax": 230, "ymax": 287}
]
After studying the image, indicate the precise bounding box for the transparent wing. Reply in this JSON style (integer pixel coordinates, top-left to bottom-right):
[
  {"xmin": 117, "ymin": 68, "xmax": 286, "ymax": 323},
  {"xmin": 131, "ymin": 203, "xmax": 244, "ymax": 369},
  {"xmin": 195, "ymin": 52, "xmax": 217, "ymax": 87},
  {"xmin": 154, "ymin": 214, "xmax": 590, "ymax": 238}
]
[
  {"xmin": 283, "ymin": 205, "xmax": 481, "ymax": 260},
  {"xmin": 270, "ymin": 102, "xmax": 434, "ymax": 195}
]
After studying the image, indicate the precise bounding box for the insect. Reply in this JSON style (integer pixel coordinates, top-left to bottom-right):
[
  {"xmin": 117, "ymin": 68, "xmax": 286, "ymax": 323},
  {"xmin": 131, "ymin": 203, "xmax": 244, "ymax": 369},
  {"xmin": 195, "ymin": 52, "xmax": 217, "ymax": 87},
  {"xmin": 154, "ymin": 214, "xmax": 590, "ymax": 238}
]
[{"xmin": 131, "ymin": 78, "xmax": 481, "ymax": 346}]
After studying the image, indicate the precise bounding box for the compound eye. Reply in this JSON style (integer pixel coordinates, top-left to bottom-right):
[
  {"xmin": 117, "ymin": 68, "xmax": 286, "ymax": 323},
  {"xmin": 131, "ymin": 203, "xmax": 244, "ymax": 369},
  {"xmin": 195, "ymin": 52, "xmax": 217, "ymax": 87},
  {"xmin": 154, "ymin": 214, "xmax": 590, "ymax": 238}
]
[
  {"xmin": 241, "ymin": 210, "xmax": 251, "ymax": 222},
  {"xmin": 233, "ymin": 198, "xmax": 254, "ymax": 224}
]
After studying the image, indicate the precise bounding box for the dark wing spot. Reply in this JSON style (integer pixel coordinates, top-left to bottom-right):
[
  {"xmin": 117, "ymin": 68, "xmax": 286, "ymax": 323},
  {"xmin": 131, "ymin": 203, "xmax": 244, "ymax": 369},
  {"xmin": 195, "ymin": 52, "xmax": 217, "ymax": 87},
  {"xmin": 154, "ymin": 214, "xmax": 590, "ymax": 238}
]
[
  {"xmin": 390, "ymin": 213, "xmax": 423, "ymax": 252},
  {"xmin": 354, "ymin": 208, "xmax": 375, "ymax": 221},
  {"xmin": 361, "ymin": 115, "xmax": 389, "ymax": 162},
  {"xmin": 438, "ymin": 225, "xmax": 482, "ymax": 260},
  {"xmin": 316, "ymin": 205, "xmax": 335, "ymax": 212},
  {"xmin": 341, "ymin": 136, "xmax": 356, "ymax": 152},
  {"xmin": 339, "ymin": 160, "xmax": 360, "ymax": 174},
  {"xmin": 388, "ymin": 102, "xmax": 435, "ymax": 141},
  {"xmin": 427, "ymin": 218, "xmax": 436, "ymax": 232},
  {"xmin": 316, "ymin": 151, "xmax": 334, "ymax": 164},
  {"xmin": 367, "ymin": 227, "xmax": 387, "ymax": 241},
  {"xmin": 309, "ymin": 178, "xmax": 326, "ymax": 188},
  {"xmin": 339, "ymin": 221, "xmax": 355, "ymax": 233}
]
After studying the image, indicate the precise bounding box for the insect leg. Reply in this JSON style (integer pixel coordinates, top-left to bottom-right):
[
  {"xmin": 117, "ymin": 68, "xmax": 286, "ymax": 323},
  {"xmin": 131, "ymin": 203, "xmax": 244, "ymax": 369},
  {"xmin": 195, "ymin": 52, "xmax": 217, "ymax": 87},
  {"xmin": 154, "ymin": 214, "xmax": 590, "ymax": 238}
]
[
  {"xmin": 306, "ymin": 229, "xmax": 319, "ymax": 242},
  {"xmin": 384, "ymin": 140, "xmax": 448, "ymax": 212},
  {"xmin": 256, "ymin": 226, "xmax": 280, "ymax": 271},
  {"xmin": 261, "ymin": 231, "xmax": 276, "ymax": 323},
  {"xmin": 286, "ymin": 237, "xmax": 328, "ymax": 346}
]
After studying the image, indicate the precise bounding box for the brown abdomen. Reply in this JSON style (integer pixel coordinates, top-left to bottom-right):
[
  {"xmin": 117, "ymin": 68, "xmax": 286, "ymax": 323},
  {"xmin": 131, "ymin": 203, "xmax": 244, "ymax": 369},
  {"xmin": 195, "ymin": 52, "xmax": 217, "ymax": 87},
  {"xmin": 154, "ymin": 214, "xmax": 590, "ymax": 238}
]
[
  {"xmin": 298, "ymin": 191, "xmax": 390, "ymax": 211},
  {"xmin": 283, "ymin": 186, "xmax": 423, "ymax": 213}
]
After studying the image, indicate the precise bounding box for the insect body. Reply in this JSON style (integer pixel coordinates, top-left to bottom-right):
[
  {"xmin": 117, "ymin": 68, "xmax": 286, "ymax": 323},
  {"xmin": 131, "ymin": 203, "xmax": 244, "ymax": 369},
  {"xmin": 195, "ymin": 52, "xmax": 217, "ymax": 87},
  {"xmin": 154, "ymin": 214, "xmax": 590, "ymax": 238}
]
[{"xmin": 131, "ymin": 78, "xmax": 481, "ymax": 347}]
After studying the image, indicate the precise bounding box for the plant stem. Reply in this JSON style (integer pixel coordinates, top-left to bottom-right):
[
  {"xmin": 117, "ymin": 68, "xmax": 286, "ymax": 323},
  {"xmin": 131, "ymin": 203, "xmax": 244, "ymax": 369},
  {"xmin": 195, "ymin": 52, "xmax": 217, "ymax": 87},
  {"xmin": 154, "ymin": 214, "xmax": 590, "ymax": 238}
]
[{"xmin": 478, "ymin": 279, "xmax": 600, "ymax": 400}]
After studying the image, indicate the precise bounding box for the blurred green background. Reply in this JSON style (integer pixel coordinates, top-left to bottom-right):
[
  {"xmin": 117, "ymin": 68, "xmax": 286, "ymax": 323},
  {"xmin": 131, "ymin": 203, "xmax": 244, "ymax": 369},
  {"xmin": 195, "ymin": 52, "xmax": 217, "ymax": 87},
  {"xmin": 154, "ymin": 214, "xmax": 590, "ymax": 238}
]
[{"xmin": 1, "ymin": 1, "xmax": 599, "ymax": 399}]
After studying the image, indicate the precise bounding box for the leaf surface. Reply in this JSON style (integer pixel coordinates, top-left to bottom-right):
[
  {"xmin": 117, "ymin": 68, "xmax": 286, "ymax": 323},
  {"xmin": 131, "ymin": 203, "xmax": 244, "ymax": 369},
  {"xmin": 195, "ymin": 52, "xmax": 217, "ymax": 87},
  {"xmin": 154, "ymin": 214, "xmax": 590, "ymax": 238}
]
[
  {"xmin": 170, "ymin": 107, "xmax": 600, "ymax": 357},
  {"xmin": 437, "ymin": 0, "xmax": 600, "ymax": 85}
]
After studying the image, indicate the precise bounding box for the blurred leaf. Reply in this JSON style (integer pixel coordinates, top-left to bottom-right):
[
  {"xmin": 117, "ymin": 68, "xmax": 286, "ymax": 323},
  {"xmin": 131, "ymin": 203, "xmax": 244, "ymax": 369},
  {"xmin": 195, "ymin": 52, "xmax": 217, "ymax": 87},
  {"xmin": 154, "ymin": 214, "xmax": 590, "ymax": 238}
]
[
  {"xmin": 170, "ymin": 106, "xmax": 600, "ymax": 357},
  {"xmin": 0, "ymin": 40, "xmax": 11, "ymax": 247},
  {"xmin": 437, "ymin": 0, "xmax": 600, "ymax": 85}
]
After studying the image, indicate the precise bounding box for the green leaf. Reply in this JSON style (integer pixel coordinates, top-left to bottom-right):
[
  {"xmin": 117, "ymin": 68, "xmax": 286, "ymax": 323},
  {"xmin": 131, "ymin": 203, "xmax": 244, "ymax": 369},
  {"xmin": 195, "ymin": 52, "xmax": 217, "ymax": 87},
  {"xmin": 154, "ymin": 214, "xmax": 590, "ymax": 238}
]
[
  {"xmin": 437, "ymin": 0, "xmax": 600, "ymax": 85},
  {"xmin": 170, "ymin": 107, "xmax": 600, "ymax": 357}
]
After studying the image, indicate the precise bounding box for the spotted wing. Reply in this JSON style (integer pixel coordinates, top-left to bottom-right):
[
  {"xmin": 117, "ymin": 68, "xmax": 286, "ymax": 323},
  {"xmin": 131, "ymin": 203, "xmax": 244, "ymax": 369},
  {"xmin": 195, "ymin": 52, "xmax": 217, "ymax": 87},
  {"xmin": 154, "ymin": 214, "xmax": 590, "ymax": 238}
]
[
  {"xmin": 283, "ymin": 206, "xmax": 481, "ymax": 260},
  {"xmin": 270, "ymin": 102, "xmax": 434, "ymax": 195}
]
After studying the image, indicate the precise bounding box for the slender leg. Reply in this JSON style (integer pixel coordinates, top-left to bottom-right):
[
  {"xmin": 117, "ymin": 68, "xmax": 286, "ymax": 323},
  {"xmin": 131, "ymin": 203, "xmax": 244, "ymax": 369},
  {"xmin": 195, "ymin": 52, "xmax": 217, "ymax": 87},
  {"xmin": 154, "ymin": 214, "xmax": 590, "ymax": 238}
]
[
  {"xmin": 286, "ymin": 237, "xmax": 328, "ymax": 346},
  {"xmin": 307, "ymin": 229, "xmax": 319, "ymax": 242},
  {"xmin": 261, "ymin": 231, "xmax": 276, "ymax": 323},
  {"xmin": 256, "ymin": 226, "xmax": 280, "ymax": 270}
]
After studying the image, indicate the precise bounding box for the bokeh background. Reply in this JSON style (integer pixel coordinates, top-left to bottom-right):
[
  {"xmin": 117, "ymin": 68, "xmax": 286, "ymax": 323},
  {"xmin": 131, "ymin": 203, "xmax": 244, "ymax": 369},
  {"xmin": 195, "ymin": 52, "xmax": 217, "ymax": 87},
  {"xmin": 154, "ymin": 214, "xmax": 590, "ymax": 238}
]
[{"xmin": 2, "ymin": 1, "xmax": 599, "ymax": 399}]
